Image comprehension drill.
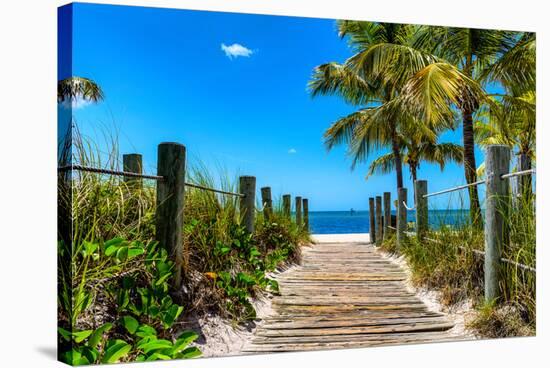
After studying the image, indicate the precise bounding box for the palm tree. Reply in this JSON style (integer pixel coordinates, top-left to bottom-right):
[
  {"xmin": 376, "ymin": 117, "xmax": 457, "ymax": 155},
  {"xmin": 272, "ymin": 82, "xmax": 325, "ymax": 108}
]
[
  {"xmin": 367, "ymin": 140, "xmax": 463, "ymax": 184},
  {"xmin": 309, "ymin": 22, "xmax": 444, "ymax": 190},
  {"xmin": 58, "ymin": 76, "xmax": 104, "ymax": 103},
  {"xmin": 398, "ymin": 27, "xmax": 526, "ymax": 224},
  {"xmin": 476, "ymin": 32, "xmax": 535, "ymax": 201}
]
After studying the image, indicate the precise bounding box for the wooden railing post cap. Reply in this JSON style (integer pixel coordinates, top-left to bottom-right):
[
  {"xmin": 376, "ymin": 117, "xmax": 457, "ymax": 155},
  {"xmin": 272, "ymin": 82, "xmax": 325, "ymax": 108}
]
[{"xmin": 159, "ymin": 141, "xmax": 185, "ymax": 147}]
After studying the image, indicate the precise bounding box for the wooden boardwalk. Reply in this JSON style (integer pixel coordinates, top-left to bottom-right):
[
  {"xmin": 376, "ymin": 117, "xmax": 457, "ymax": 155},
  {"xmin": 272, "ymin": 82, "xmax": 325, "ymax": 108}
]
[{"xmin": 245, "ymin": 238, "xmax": 459, "ymax": 353}]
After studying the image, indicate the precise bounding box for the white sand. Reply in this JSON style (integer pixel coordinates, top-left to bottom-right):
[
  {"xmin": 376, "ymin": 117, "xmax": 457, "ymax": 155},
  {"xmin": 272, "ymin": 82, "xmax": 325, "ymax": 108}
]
[
  {"xmin": 186, "ymin": 280, "xmax": 281, "ymax": 358},
  {"xmin": 312, "ymin": 233, "xmax": 371, "ymax": 244},
  {"xmin": 188, "ymin": 295, "xmax": 274, "ymax": 358},
  {"xmin": 380, "ymin": 251, "xmax": 478, "ymax": 339}
]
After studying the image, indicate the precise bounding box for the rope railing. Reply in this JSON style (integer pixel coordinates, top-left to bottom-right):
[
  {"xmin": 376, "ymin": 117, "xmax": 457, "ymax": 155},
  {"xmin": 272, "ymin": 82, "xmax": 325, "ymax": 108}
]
[
  {"xmin": 185, "ymin": 182, "xmax": 244, "ymax": 197},
  {"xmin": 58, "ymin": 143, "xmax": 310, "ymax": 289},
  {"xmin": 386, "ymin": 226, "xmax": 535, "ymax": 273},
  {"xmin": 422, "ymin": 168, "xmax": 536, "ymax": 199},
  {"xmin": 58, "ymin": 164, "xmax": 164, "ymax": 181},
  {"xmin": 58, "ymin": 164, "xmax": 244, "ymax": 197},
  {"xmin": 501, "ymin": 168, "xmax": 536, "ymax": 179},
  {"xmin": 422, "ymin": 179, "xmax": 485, "ymax": 198},
  {"xmin": 375, "ymin": 147, "xmax": 535, "ymax": 303},
  {"xmin": 403, "ymin": 201, "xmax": 416, "ymax": 211}
]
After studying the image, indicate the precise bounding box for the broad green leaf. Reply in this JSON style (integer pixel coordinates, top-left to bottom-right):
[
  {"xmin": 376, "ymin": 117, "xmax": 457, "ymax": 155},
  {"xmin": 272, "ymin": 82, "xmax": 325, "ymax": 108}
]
[
  {"xmin": 136, "ymin": 324, "xmax": 157, "ymax": 338},
  {"xmin": 116, "ymin": 290, "xmax": 130, "ymax": 311},
  {"xmin": 180, "ymin": 346, "xmax": 202, "ymax": 359},
  {"xmin": 156, "ymin": 261, "xmax": 171, "ymax": 275},
  {"xmin": 139, "ymin": 339, "xmax": 173, "ymax": 354},
  {"xmin": 72, "ymin": 329, "xmax": 93, "ymax": 343},
  {"xmin": 128, "ymin": 248, "xmax": 145, "ymax": 259},
  {"xmin": 121, "ymin": 315, "xmax": 139, "ymax": 334},
  {"xmin": 160, "ymin": 296, "xmax": 173, "ymax": 309},
  {"xmin": 116, "ymin": 246, "xmax": 129, "ymax": 262},
  {"xmin": 154, "ymin": 272, "xmax": 172, "ymax": 286},
  {"xmin": 136, "ymin": 336, "xmax": 157, "ymax": 350},
  {"xmin": 101, "ymin": 340, "xmax": 132, "ymax": 364},
  {"xmin": 82, "ymin": 241, "xmax": 98, "ymax": 257},
  {"xmin": 81, "ymin": 346, "xmax": 99, "ymax": 364},
  {"xmin": 88, "ymin": 323, "xmax": 113, "ymax": 348},
  {"xmin": 162, "ymin": 304, "xmax": 183, "ymax": 329},
  {"xmin": 146, "ymin": 352, "xmax": 172, "ymax": 361},
  {"xmin": 104, "ymin": 245, "xmax": 119, "ymax": 257},
  {"xmin": 104, "ymin": 237, "xmax": 124, "ymax": 247},
  {"xmin": 62, "ymin": 348, "xmax": 90, "ymax": 366},
  {"xmin": 172, "ymin": 331, "xmax": 199, "ymax": 353},
  {"xmin": 58, "ymin": 327, "xmax": 72, "ymax": 342},
  {"xmin": 149, "ymin": 305, "xmax": 160, "ymax": 318}
]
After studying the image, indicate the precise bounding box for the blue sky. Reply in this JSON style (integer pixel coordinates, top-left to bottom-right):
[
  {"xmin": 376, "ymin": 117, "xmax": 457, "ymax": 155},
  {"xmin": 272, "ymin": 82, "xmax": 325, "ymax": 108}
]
[{"xmin": 60, "ymin": 2, "xmax": 495, "ymax": 211}]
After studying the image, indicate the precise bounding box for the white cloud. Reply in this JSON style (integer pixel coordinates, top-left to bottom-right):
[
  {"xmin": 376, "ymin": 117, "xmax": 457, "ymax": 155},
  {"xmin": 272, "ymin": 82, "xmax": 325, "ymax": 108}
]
[
  {"xmin": 288, "ymin": 148, "xmax": 297, "ymax": 154},
  {"xmin": 221, "ymin": 43, "xmax": 254, "ymax": 59},
  {"xmin": 60, "ymin": 96, "xmax": 93, "ymax": 110}
]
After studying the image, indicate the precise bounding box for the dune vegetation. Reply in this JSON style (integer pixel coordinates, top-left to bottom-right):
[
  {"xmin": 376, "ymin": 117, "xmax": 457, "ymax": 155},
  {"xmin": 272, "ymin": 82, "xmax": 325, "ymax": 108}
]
[{"xmin": 57, "ymin": 126, "xmax": 309, "ymax": 365}]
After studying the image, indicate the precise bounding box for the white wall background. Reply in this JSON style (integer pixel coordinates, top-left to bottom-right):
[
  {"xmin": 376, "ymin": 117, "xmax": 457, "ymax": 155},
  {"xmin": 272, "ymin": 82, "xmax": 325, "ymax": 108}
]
[{"xmin": 0, "ymin": 0, "xmax": 546, "ymax": 367}]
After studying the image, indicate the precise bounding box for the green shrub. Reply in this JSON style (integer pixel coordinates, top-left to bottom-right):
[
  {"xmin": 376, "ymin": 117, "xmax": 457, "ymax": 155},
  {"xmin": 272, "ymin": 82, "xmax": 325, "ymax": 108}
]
[
  {"xmin": 382, "ymin": 194, "xmax": 535, "ymax": 337},
  {"xmin": 59, "ymin": 129, "xmax": 310, "ymax": 363}
]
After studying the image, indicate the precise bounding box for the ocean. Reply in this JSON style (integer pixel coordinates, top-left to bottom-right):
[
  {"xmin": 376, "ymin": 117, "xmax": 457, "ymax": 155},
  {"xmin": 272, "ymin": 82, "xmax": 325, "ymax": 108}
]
[{"xmin": 308, "ymin": 210, "xmax": 470, "ymax": 234}]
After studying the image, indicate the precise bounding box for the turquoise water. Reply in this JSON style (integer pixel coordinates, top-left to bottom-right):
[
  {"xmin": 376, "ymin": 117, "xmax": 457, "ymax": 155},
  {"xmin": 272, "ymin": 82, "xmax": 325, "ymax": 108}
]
[{"xmin": 308, "ymin": 210, "xmax": 470, "ymax": 234}]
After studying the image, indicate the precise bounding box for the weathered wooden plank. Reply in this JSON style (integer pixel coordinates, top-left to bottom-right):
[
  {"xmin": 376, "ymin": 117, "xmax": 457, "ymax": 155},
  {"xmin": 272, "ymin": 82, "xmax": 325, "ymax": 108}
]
[
  {"xmin": 262, "ymin": 316, "xmax": 451, "ymax": 329},
  {"xmin": 246, "ymin": 240, "xmax": 458, "ymax": 353},
  {"xmin": 245, "ymin": 334, "xmax": 465, "ymax": 352},
  {"xmin": 256, "ymin": 321, "xmax": 454, "ymax": 337}
]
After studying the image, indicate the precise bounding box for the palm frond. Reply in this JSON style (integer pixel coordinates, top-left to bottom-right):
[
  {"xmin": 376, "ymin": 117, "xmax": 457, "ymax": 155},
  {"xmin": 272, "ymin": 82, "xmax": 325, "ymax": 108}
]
[
  {"xmin": 366, "ymin": 152, "xmax": 395, "ymax": 179},
  {"xmin": 428, "ymin": 142, "xmax": 464, "ymax": 169},
  {"xmin": 308, "ymin": 62, "xmax": 379, "ymax": 105},
  {"xmin": 401, "ymin": 62, "xmax": 485, "ymax": 125},
  {"xmin": 58, "ymin": 76, "xmax": 104, "ymax": 103},
  {"xmin": 348, "ymin": 42, "xmax": 439, "ymax": 89},
  {"xmin": 481, "ymin": 32, "xmax": 535, "ymax": 89},
  {"xmin": 347, "ymin": 104, "xmax": 397, "ymax": 168}
]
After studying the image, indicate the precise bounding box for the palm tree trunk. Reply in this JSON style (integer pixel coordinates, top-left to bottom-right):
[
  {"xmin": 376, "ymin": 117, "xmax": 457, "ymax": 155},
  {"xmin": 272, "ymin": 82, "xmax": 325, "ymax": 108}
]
[
  {"xmin": 390, "ymin": 124, "xmax": 404, "ymax": 189},
  {"xmin": 518, "ymin": 152, "xmax": 533, "ymax": 206},
  {"xmin": 411, "ymin": 164, "xmax": 418, "ymax": 205},
  {"xmin": 462, "ymin": 107, "xmax": 482, "ymax": 226}
]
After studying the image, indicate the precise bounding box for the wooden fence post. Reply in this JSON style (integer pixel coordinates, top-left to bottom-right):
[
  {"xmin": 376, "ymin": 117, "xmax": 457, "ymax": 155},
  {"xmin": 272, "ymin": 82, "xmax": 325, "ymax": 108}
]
[
  {"xmin": 375, "ymin": 196, "xmax": 383, "ymax": 245},
  {"xmin": 397, "ymin": 187, "xmax": 407, "ymax": 251},
  {"xmin": 283, "ymin": 194, "xmax": 291, "ymax": 219},
  {"xmin": 484, "ymin": 145, "xmax": 511, "ymax": 302},
  {"xmin": 156, "ymin": 142, "xmax": 186, "ymax": 289},
  {"xmin": 261, "ymin": 186, "xmax": 272, "ymax": 220},
  {"xmin": 123, "ymin": 153, "xmax": 143, "ymax": 189},
  {"xmin": 239, "ymin": 176, "xmax": 256, "ymax": 233},
  {"xmin": 303, "ymin": 198, "xmax": 309, "ymax": 231},
  {"xmin": 295, "ymin": 196, "xmax": 302, "ymax": 227},
  {"xmin": 369, "ymin": 197, "xmax": 376, "ymax": 244},
  {"xmin": 383, "ymin": 192, "xmax": 391, "ymax": 239},
  {"xmin": 415, "ymin": 180, "xmax": 428, "ymax": 239}
]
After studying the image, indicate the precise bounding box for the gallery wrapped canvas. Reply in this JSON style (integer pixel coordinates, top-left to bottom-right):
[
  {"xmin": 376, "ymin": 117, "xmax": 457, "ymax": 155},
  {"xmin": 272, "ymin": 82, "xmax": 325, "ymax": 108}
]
[{"xmin": 58, "ymin": 2, "xmax": 535, "ymax": 365}]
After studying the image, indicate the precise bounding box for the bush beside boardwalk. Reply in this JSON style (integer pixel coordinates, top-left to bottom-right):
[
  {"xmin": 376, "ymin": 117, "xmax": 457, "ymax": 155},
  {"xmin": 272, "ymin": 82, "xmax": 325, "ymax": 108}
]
[
  {"xmin": 379, "ymin": 198, "xmax": 535, "ymax": 338},
  {"xmin": 57, "ymin": 134, "xmax": 310, "ymax": 365}
]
